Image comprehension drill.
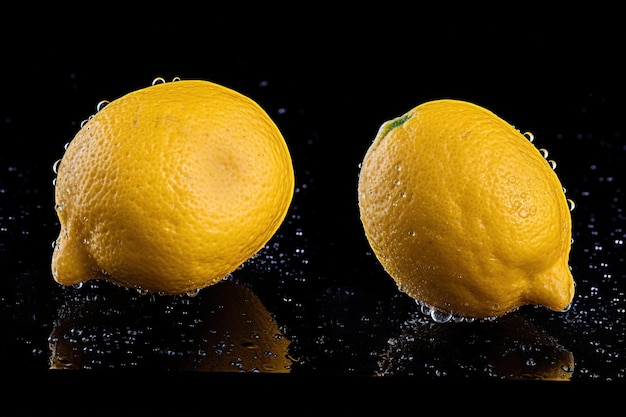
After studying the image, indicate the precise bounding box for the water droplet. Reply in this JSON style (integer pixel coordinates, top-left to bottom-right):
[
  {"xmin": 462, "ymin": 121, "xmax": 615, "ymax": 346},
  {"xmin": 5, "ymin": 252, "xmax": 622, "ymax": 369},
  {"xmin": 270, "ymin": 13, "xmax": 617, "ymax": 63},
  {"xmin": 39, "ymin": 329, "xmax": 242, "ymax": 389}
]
[
  {"xmin": 523, "ymin": 131, "xmax": 534, "ymax": 142},
  {"xmin": 186, "ymin": 288, "xmax": 200, "ymax": 297},
  {"xmin": 408, "ymin": 230, "xmax": 416, "ymax": 236},
  {"xmin": 417, "ymin": 301, "xmax": 431, "ymax": 316},
  {"xmin": 171, "ymin": 76, "xmax": 181, "ymax": 82},
  {"xmin": 567, "ymin": 198, "xmax": 576, "ymax": 211},
  {"xmin": 96, "ymin": 100, "xmax": 110, "ymax": 112},
  {"xmin": 548, "ymin": 159, "xmax": 557, "ymax": 169},
  {"xmin": 539, "ymin": 148, "xmax": 549, "ymax": 159},
  {"xmin": 52, "ymin": 159, "xmax": 61, "ymax": 174},
  {"xmin": 430, "ymin": 308, "xmax": 453, "ymax": 323},
  {"xmin": 151, "ymin": 77, "xmax": 166, "ymax": 86}
]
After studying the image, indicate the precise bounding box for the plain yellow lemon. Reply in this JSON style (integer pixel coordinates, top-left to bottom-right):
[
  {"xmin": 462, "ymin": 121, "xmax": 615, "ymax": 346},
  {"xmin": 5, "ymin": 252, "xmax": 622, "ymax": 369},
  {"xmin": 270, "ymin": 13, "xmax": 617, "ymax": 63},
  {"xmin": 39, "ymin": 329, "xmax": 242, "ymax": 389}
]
[
  {"xmin": 357, "ymin": 99, "xmax": 574, "ymax": 319},
  {"xmin": 52, "ymin": 79, "xmax": 295, "ymax": 295}
]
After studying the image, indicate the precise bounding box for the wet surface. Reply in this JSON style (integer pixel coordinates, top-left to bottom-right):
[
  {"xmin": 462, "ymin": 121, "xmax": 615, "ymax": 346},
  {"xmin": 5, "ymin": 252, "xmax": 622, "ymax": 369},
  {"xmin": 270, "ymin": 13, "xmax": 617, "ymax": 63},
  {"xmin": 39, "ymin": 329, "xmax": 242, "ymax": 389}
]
[{"xmin": 2, "ymin": 7, "xmax": 626, "ymax": 413}]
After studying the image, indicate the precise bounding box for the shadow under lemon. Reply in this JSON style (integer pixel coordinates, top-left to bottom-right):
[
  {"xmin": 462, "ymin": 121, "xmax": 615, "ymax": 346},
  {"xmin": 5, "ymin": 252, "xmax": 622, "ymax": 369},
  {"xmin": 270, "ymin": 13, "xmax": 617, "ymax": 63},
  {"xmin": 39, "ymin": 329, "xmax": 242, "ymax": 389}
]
[
  {"xmin": 48, "ymin": 279, "xmax": 294, "ymax": 372},
  {"xmin": 377, "ymin": 312, "xmax": 574, "ymax": 381}
]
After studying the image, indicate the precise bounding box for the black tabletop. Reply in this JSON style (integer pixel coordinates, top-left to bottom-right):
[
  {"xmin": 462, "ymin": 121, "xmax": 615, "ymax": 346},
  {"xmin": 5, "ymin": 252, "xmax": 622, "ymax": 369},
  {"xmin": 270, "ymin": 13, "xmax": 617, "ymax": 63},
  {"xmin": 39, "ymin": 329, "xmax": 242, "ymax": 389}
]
[{"xmin": 2, "ymin": 5, "xmax": 625, "ymax": 413}]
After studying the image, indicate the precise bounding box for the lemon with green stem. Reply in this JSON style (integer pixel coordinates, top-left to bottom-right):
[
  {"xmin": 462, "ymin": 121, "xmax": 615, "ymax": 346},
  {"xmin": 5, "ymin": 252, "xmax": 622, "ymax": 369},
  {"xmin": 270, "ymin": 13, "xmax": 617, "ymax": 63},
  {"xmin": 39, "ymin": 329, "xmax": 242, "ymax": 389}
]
[{"xmin": 357, "ymin": 99, "xmax": 575, "ymax": 319}]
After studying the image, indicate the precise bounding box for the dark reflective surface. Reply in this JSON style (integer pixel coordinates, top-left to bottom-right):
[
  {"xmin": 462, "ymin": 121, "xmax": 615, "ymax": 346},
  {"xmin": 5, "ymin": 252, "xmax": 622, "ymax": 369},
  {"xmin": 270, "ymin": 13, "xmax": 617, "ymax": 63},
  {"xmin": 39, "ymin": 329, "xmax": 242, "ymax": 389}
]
[
  {"xmin": 48, "ymin": 280, "xmax": 294, "ymax": 372},
  {"xmin": 2, "ymin": 7, "xmax": 625, "ymax": 413}
]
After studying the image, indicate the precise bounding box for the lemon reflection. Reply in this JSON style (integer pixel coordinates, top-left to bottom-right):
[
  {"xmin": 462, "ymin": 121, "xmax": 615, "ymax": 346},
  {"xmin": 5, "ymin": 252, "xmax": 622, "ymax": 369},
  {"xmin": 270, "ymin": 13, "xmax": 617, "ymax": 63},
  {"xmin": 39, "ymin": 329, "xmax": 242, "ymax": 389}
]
[
  {"xmin": 49, "ymin": 280, "xmax": 293, "ymax": 372},
  {"xmin": 377, "ymin": 312, "xmax": 574, "ymax": 380}
]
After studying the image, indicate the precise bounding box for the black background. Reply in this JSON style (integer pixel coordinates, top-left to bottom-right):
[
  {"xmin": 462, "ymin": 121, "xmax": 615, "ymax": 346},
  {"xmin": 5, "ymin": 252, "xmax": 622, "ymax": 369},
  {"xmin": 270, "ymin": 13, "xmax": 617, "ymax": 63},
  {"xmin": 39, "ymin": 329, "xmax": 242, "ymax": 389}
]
[{"xmin": 2, "ymin": 4, "xmax": 625, "ymax": 413}]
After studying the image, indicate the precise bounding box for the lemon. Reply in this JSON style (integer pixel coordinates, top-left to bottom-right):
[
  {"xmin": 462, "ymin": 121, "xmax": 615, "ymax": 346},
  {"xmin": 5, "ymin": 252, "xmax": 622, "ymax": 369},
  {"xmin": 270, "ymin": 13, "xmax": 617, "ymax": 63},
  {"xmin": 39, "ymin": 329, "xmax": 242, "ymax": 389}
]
[
  {"xmin": 52, "ymin": 79, "xmax": 295, "ymax": 295},
  {"xmin": 357, "ymin": 99, "xmax": 575, "ymax": 319}
]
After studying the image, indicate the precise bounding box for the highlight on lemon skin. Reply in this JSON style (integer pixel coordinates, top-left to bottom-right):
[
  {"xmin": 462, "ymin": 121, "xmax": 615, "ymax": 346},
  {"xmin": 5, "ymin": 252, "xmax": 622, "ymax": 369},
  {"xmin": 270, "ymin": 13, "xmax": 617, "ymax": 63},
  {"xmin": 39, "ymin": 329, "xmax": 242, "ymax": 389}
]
[
  {"xmin": 51, "ymin": 77, "xmax": 295, "ymax": 295},
  {"xmin": 357, "ymin": 98, "xmax": 575, "ymax": 321}
]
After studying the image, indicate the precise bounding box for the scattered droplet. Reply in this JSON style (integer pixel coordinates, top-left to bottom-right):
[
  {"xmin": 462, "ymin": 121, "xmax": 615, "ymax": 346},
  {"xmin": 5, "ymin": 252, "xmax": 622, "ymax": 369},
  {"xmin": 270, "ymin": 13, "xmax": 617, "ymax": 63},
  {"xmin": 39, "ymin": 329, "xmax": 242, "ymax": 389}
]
[
  {"xmin": 430, "ymin": 308, "xmax": 453, "ymax": 323},
  {"xmin": 151, "ymin": 77, "xmax": 166, "ymax": 86},
  {"xmin": 539, "ymin": 148, "xmax": 549, "ymax": 159},
  {"xmin": 186, "ymin": 288, "xmax": 200, "ymax": 297},
  {"xmin": 52, "ymin": 159, "xmax": 61, "ymax": 174},
  {"xmin": 567, "ymin": 199, "xmax": 576, "ymax": 211},
  {"xmin": 523, "ymin": 131, "xmax": 534, "ymax": 142},
  {"xmin": 96, "ymin": 100, "xmax": 110, "ymax": 112}
]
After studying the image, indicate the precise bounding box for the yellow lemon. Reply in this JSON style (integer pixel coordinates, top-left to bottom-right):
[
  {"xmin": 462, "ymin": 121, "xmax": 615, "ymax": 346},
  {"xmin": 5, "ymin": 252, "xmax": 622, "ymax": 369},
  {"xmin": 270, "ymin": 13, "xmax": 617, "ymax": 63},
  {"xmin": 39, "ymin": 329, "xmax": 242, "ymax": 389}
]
[
  {"xmin": 357, "ymin": 99, "xmax": 574, "ymax": 319},
  {"xmin": 52, "ymin": 79, "xmax": 295, "ymax": 295}
]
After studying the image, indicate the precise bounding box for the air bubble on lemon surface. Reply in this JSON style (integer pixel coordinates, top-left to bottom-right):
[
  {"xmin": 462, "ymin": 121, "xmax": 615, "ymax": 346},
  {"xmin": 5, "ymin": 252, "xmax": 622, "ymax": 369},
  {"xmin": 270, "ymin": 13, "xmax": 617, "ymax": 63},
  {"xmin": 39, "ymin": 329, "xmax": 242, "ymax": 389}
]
[
  {"xmin": 52, "ymin": 76, "xmax": 295, "ymax": 296},
  {"xmin": 357, "ymin": 99, "xmax": 576, "ymax": 321}
]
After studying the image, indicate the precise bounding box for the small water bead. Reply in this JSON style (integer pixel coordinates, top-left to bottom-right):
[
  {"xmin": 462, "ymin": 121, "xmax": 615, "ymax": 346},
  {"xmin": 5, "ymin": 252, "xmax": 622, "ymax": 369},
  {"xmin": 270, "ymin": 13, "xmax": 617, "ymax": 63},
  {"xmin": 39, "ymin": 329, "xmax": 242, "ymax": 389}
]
[
  {"xmin": 152, "ymin": 76, "xmax": 181, "ymax": 86},
  {"xmin": 430, "ymin": 309, "xmax": 453, "ymax": 323},
  {"xmin": 80, "ymin": 114, "xmax": 95, "ymax": 128},
  {"xmin": 185, "ymin": 288, "xmax": 201, "ymax": 298},
  {"xmin": 567, "ymin": 199, "xmax": 576, "ymax": 211},
  {"xmin": 415, "ymin": 300, "xmax": 479, "ymax": 323},
  {"xmin": 523, "ymin": 131, "xmax": 535, "ymax": 142},
  {"xmin": 52, "ymin": 159, "xmax": 61, "ymax": 174},
  {"xmin": 96, "ymin": 100, "xmax": 110, "ymax": 112},
  {"xmin": 539, "ymin": 148, "xmax": 549, "ymax": 159},
  {"xmin": 548, "ymin": 160, "xmax": 557, "ymax": 170},
  {"xmin": 151, "ymin": 77, "xmax": 166, "ymax": 86}
]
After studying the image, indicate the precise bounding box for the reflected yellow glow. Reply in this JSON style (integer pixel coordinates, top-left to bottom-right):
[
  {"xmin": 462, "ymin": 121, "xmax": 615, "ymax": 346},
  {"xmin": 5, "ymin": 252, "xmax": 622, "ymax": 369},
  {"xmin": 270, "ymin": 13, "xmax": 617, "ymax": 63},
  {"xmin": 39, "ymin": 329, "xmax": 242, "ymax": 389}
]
[
  {"xmin": 49, "ymin": 280, "xmax": 293, "ymax": 372},
  {"xmin": 377, "ymin": 312, "xmax": 574, "ymax": 380}
]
